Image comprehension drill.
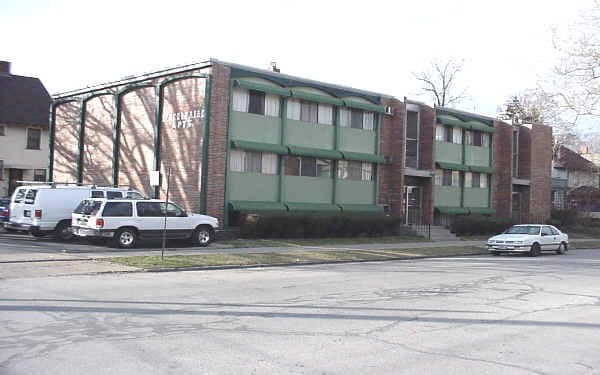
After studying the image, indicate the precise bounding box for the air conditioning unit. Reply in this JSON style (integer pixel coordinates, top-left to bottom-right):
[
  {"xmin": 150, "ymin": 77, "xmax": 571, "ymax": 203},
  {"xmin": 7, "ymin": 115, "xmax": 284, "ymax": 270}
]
[
  {"xmin": 384, "ymin": 106, "xmax": 393, "ymax": 116},
  {"xmin": 383, "ymin": 204, "xmax": 392, "ymax": 215},
  {"xmin": 383, "ymin": 155, "xmax": 393, "ymax": 164}
]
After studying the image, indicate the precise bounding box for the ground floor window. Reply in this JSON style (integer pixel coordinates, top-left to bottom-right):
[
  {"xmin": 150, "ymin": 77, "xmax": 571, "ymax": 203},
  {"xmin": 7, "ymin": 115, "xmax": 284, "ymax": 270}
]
[
  {"xmin": 33, "ymin": 169, "xmax": 46, "ymax": 182},
  {"xmin": 230, "ymin": 150, "xmax": 278, "ymax": 174}
]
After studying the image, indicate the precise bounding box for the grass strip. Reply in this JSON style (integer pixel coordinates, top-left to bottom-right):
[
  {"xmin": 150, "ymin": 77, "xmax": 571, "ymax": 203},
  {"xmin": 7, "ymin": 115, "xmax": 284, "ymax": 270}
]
[
  {"xmin": 220, "ymin": 235, "xmax": 428, "ymax": 248},
  {"xmin": 110, "ymin": 246, "xmax": 485, "ymax": 270}
]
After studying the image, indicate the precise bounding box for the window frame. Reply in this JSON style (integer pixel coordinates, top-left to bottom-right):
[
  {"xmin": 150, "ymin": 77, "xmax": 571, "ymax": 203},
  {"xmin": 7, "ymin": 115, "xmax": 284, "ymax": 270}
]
[
  {"xmin": 406, "ymin": 110, "xmax": 420, "ymax": 168},
  {"xmin": 102, "ymin": 201, "xmax": 133, "ymax": 217},
  {"xmin": 26, "ymin": 127, "xmax": 42, "ymax": 150}
]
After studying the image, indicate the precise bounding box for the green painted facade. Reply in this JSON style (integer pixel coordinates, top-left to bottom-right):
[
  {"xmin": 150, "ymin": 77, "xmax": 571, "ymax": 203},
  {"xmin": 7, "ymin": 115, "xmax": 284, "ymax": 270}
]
[
  {"xmin": 463, "ymin": 187, "xmax": 489, "ymax": 207},
  {"xmin": 434, "ymin": 186, "xmax": 462, "ymax": 207},
  {"xmin": 337, "ymin": 180, "xmax": 376, "ymax": 205},
  {"xmin": 286, "ymin": 120, "xmax": 334, "ymax": 149},
  {"xmin": 434, "ymin": 141, "xmax": 463, "ymax": 164},
  {"xmin": 230, "ymin": 112, "xmax": 281, "ymax": 144},
  {"xmin": 465, "ymin": 145, "xmax": 490, "ymax": 167},
  {"xmin": 339, "ymin": 128, "xmax": 376, "ymax": 154},
  {"xmin": 229, "ymin": 172, "xmax": 279, "ymax": 202},
  {"xmin": 284, "ymin": 176, "xmax": 333, "ymax": 204}
]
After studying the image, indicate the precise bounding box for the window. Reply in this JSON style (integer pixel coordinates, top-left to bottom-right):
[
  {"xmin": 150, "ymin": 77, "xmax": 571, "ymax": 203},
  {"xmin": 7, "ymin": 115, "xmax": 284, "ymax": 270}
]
[
  {"xmin": 435, "ymin": 125, "xmax": 445, "ymax": 141},
  {"xmin": 0, "ymin": 125, "xmax": 5, "ymax": 136},
  {"xmin": 472, "ymin": 172, "xmax": 480, "ymax": 188},
  {"xmin": 232, "ymin": 88, "xmax": 279, "ymax": 117},
  {"xmin": 229, "ymin": 150, "xmax": 277, "ymax": 174},
  {"xmin": 338, "ymin": 160, "xmax": 373, "ymax": 181},
  {"xmin": 126, "ymin": 191, "xmax": 145, "ymax": 200},
  {"xmin": 33, "ymin": 169, "xmax": 46, "ymax": 182},
  {"xmin": 480, "ymin": 173, "xmax": 488, "ymax": 188},
  {"xmin": 300, "ymin": 101, "xmax": 318, "ymax": 123},
  {"xmin": 406, "ymin": 111, "xmax": 419, "ymax": 168},
  {"xmin": 541, "ymin": 226, "xmax": 553, "ymax": 236},
  {"xmin": 436, "ymin": 169, "xmax": 460, "ymax": 187},
  {"xmin": 91, "ymin": 190, "xmax": 104, "ymax": 198},
  {"xmin": 74, "ymin": 200, "xmax": 102, "ymax": 215},
  {"xmin": 445, "ymin": 126, "xmax": 453, "ymax": 143},
  {"xmin": 340, "ymin": 108, "xmax": 375, "ymax": 130},
  {"xmin": 288, "ymin": 100, "xmax": 334, "ymax": 125},
  {"xmin": 26, "ymin": 128, "xmax": 41, "ymax": 150},
  {"xmin": 434, "ymin": 168, "xmax": 443, "ymax": 185},
  {"xmin": 481, "ymin": 133, "xmax": 490, "ymax": 147},
  {"xmin": 24, "ymin": 189, "xmax": 38, "ymax": 204},
  {"xmin": 286, "ymin": 156, "xmax": 332, "ymax": 178},
  {"xmin": 465, "ymin": 172, "xmax": 472, "ymax": 187},
  {"xmin": 549, "ymin": 226, "xmax": 560, "ymax": 235},
  {"xmin": 513, "ymin": 128, "xmax": 519, "ymax": 176},
  {"xmin": 136, "ymin": 202, "xmax": 162, "ymax": 217},
  {"xmin": 102, "ymin": 202, "xmax": 132, "ymax": 217},
  {"xmin": 164, "ymin": 202, "xmax": 186, "ymax": 217},
  {"xmin": 106, "ymin": 191, "xmax": 124, "ymax": 199}
]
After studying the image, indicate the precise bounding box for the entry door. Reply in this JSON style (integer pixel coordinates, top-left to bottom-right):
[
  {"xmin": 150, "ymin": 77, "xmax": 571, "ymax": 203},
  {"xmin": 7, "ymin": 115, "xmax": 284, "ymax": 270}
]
[
  {"xmin": 512, "ymin": 192, "xmax": 521, "ymax": 224},
  {"xmin": 404, "ymin": 186, "xmax": 422, "ymax": 225},
  {"xmin": 8, "ymin": 169, "xmax": 23, "ymax": 195}
]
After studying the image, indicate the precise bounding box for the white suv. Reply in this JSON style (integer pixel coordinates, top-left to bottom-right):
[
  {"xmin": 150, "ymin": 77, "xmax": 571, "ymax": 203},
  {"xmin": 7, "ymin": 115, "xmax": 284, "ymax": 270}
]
[{"xmin": 71, "ymin": 199, "xmax": 219, "ymax": 248}]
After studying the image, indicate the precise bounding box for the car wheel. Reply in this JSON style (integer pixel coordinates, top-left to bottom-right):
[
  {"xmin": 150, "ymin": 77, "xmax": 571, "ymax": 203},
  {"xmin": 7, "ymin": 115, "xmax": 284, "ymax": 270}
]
[
  {"xmin": 192, "ymin": 225, "xmax": 213, "ymax": 247},
  {"xmin": 114, "ymin": 228, "xmax": 137, "ymax": 249},
  {"xmin": 55, "ymin": 220, "xmax": 74, "ymax": 241},
  {"xmin": 529, "ymin": 243, "xmax": 541, "ymax": 257},
  {"xmin": 556, "ymin": 242, "xmax": 568, "ymax": 255}
]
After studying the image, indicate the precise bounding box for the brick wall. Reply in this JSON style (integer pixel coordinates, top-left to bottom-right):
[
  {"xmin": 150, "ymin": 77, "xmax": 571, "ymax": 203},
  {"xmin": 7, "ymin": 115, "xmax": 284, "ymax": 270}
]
[
  {"xmin": 528, "ymin": 123, "xmax": 552, "ymax": 222},
  {"xmin": 204, "ymin": 63, "xmax": 230, "ymax": 226},
  {"xmin": 52, "ymin": 101, "xmax": 80, "ymax": 183},
  {"xmin": 117, "ymin": 87, "xmax": 156, "ymax": 198},
  {"xmin": 518, "ymin": 126, "xmax": 532, "ymax": 180},
  {"xmin": 419, "ymin": 104, "xmax": 435, "ymax": 224},
  {"xmin": 493, "ymin": 120, "xmax": 513, "ymax": 218},
  {"xmin": 378, "ymin": 98, "xmax": 405, "ymax": 217},
  {"xmin": 82, "ymin": 95, "xmax": 113, "ymax": 185},
  {"xmin": 158, "ymin": 77, "xmax": 207, "ymax": 212}
]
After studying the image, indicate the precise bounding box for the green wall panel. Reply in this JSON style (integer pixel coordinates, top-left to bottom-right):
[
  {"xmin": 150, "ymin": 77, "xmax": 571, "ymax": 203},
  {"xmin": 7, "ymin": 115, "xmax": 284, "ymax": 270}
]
[
  {"xmin": 229, "ymin": 172, "xmax": 279, "ymax": 202},
  {"xmin": 287, "ymin": 120, "xmax": 335, "ymax": 150},
  {"xmin": 434, "ymin": 141, "xmax": 463, "ymax": 164},
  {"xmin": 434, "ymin": 186, "xmax": 461, "ymax": 207},
  {"xmin": 230, "ymin": 111, "xmax": 281, "ymax": 144},
  {"xmin": 284, "ymin": 176, "xmax": 333, "ymax": 203},
  {"xmin": 337, "ymin": 180, "xmax": 375, "ymax": 205},
  {"xmin": 465, "ymin": 145, "xmax": 490, "ymax": 167},
  {"xmin": 339, "ymin": 128, "xmax": 375, "ymax": 154},
  {"xmin": 463, "ymin": 188, "xmax": 489, "ymax": 208}
]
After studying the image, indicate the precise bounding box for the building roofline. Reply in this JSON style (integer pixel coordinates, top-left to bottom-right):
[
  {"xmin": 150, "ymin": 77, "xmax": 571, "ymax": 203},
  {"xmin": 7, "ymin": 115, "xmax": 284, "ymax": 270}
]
[
  {"xmin": 436, "ymin": 105, "xmax": 497, "ymax": 122},
  {"xmin": 211, "ymin": 58, "xmax": 394, "ymax": 100}
]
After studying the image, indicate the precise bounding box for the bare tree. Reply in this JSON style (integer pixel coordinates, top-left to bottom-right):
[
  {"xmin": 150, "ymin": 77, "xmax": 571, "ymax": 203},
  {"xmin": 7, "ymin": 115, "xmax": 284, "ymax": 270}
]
[{"xmin": 413, "ymin": 58, "xmax": 467, "ymax": 107}]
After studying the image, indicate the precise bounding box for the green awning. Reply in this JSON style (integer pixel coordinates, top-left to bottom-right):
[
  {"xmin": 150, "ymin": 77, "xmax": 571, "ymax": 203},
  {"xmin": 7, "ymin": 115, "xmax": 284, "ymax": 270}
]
[
  {"xmin": 229, "ymin": 201, "xmax": 288, "ymax": 212},
  {"xmin": 435, "ymin": 161, "xmax": 469, "ymax": 171},
  {"xmin": 435, "ymin": 207, "xmax": 470, "ymax": 215},
  {"xmin": 342, "ymin": 151, "xmax": 385, "ymax": 163},
  {"xmin": 234, "ymin": 79, "xmax": 291, "ymax": 97},
  {"xmin": 231, "ymin": 140, "xmax": 289, "ymax": 154},
  {"xmin": 339, "ymin": 204, "xmax": 384, "ymax": 213},
  {"xmin": 287, "ymin": 145, "xmax": 343, "ymax": 160},
  {"xmin": 342, "ymin": 99, "xmax": 386, "ymax": 113},
  {"xmin": 468, "ymin": 165, "xmax": 495, "ymax": 174},
  {"xmin": 436, "ymin": 115, "xmax": 470, "ymax": 129},
  {"xmin": 286, "ymin": 203, "xmax": 342, "ymax": 212},
  {"xmin": 467, "ymin": 121, "xmax": 496, "ymax": 134},
  {"xmin": 467, "ymin": 207, "xmax": 496, "ymax": 215},
  {"xmin": 290, "ymin": 89, "xmax": 344, "ymax": 106}
]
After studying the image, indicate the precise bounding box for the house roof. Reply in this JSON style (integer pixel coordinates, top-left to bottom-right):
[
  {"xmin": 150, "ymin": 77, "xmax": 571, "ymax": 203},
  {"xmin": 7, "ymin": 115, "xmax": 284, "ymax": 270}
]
[
  {"xmin": 554, "ymin": 145, "xmax": 598, "ymax": 171},
  {"xmin": 0, "ymin": 72, "xmax": 51, "ymax": 126}
]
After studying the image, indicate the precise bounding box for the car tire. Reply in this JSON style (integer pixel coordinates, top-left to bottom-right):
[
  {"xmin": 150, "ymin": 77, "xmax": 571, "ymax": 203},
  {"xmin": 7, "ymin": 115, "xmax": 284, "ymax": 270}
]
[
  {"xmin": 491, "ymin": 251, "xmax": 501, "ymax": 256},
  {"xmin": 55, "ymin": 220, "xmax": 74, "ymax": 241},
  {"xmin": 556, "ymin": 242, "xmax": 568, "ymax": 255},
  {"xmin": 114, "ymin": 228, "xmax": 137, "ymax": 249},
  {"xmin": 529, "ymin": 243, "xmax": 541, "ymax": 257},
  {"xmin": 192, "ymin": 225, "xmax": 213, "ymax": 247},
  {"xmin": 31, "ymin": 231, "xmax": 46, "ymax": 238},
  {"xmin": 3, "ymin": 227, "xmax": 18, "ymax": 233}
]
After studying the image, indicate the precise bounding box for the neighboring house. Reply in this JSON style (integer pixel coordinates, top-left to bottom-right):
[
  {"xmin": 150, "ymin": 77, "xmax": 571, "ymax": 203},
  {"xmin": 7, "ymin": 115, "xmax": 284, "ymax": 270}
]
[
  {"xmin": 0, "ymin": 61, "xmax": 51, "ymax": 197},
  {"xmin": 48, "ymin": 59, "xmax": 553, "ymax": 227},
  {"xmin": 552, "ymin": 145, "xmax": 600, "ymax": 213}
]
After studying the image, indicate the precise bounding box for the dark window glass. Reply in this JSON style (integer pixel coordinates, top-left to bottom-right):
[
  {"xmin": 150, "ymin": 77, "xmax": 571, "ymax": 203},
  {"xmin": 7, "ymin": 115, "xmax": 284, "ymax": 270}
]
[
  {"xmin": 442, "ymin": 170, "xmax": 452, "ymax": 186},
  {"xmin": 316, "ymin": 159, "xmax": 332, "ymax": 177},
  {"xmin": 136, "ymin": 202, "xmax": 163, "ymax": 217},
  {"xmin": 33, "ymin": 169, "xmax": 46, "ymax": 182},
  {"xmin": 74, "ymin": 200, "xmax": 102, "ymax": 215},
  {"xmin": 126, "ymin": 191, "xmax": 144, "ymax": 199},
  {"xmin": 541, "ymin": 226, "xmax": 553, "ymax": 236},
  {"xmin": 406, "ymin": 140, "xmax": 418, "ymax": 169},
  {"xmin": 163, "ymin": 203, "xmax": 186, "ymax": 217},
  {"xmin": 102, "ymin": 202, "xmax": 132, "ymax": 217},
  {"xmin": 24, "ymin": 189, "xmax": 37, "ymax": 204},
  {"xmin": 472, "ymin": 172, "xmax": 480, "ymax": 188},
  {"xmin": 91, "ymin": 191, "xmax": 104, "ymax": 198},
  {"xmin": 26, "ymin": 128, "xmax": 41, "ymax": 150},
  {"xmin": 472, "ymin": 131, "xmax": 482, "ymax": 146},
  {"xmin": 13, "ymin": 188, "xmax": 27, "ymax": 203},
  {"xmin": 106, "ymin": 191, "xmax": 123, "ymax": 199},
  {"xmin": 445, "ymin": 126, "xmax": 453, "ymax": 143},
  {"xmin": 300, "ymin": 101, "xmax": 318, "ymax": 123},
  {"xmin": 300, "ymin": 157, "xmax": 317, "ymax": 177},
  {"xmin": 350, "ymin": 109, "xmax": 363, "ymax": 129},
  {"xmin": 248, "ymin": 90, "xmax": 265, "ymax": 115},
  {"xmin": 549, "ymin": 226, "xmax": 560, "ymax": 235},
  {"xmin": 285, "ymin": 156, "xmax": 301, "ymax": 176},
  {"xmin": 407, "ymin": 111, "xmax": 419, "ymax": 139}
]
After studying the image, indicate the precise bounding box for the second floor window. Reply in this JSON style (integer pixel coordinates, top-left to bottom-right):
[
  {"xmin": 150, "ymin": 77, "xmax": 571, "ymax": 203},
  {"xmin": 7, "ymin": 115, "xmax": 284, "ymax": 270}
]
[
  {"xmin": 434, "ymin": 169, "xmax": 460, "ymax": 187},
  {"xmin": 338, "ymin": 160, "xmax": 373, "ymax": 181},
  {"xmin": 26, "ymin": 128, "xmax": 41, "ymax": 150},
  {"xmin": 285, "ymin": 156, "xmax": 332, "ymax": 177},
  {"xmin": 232, "ymin": 88, "xmax": 280, "ymax": 117},
  {"xmin": 406, "ymin": 111, "xmax": 419, "ymax": 168},
  {"xmin": 287, "ymin": 99, "xmax": 334, "ymax": 125},
  {"xmin": 435, "ymin": 125, "xmax": 462, "ymax": 144},
  {"xmin": 230, "ymin": 150, "xmax": 278, "ymax": 174},
  {"xmin": 340, "ymin": 108, "xmax": 375, "ymax": 130},
  {"xmin": 466, "ymin": 130, "xmax": 490, "ymax": 147},
  {"xmin": 465, "ymin": 172, "xmax": 488, "ymax": 188}
]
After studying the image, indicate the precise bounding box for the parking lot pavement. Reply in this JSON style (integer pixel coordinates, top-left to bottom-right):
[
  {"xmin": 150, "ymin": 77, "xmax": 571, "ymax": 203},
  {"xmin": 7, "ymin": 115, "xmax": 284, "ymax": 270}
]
[{"xmin": 1, "ymin": 250, "xmax": 599, "ymax": 374}]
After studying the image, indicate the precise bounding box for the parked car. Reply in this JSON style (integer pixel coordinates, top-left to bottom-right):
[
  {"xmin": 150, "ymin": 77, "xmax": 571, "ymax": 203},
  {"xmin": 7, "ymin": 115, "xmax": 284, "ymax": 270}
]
[
  {"xmin": 487, "ymin": 224, "xmax": 569, "ymax": 256},
  {"xmin": 0, "ymin": 197, "xmax": 10, "ymax": 225},
  {"xmin": 5, "ymin": 184, "xmax": 144, "ymax": 240},
  {"xmin": 71, "ymin": 198, "xmax": 219, "ymax": 248}
]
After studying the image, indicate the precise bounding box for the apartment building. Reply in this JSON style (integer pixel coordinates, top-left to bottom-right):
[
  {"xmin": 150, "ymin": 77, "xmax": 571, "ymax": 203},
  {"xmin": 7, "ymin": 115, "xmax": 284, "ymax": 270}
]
[
  {"xmin": 0, "ymin": 61, "xmax": 51, "ymax": 196},
  {"xmin": 49, "ymin": 59, "xmax": 552, "ymax": 227}
]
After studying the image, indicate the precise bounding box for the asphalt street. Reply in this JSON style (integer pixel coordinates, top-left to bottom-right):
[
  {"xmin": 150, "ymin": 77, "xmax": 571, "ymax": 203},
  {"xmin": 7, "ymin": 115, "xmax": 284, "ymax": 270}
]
[{"xmin": 1, "ymin": 250, "xmax": 600, "ymax": 374}]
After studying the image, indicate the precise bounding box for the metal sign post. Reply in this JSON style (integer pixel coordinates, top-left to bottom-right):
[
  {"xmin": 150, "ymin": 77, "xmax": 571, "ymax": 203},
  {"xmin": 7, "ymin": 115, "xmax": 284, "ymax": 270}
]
[{"xmin": 161, "ymin": 167, "xmax": 171, "ymax": 262}]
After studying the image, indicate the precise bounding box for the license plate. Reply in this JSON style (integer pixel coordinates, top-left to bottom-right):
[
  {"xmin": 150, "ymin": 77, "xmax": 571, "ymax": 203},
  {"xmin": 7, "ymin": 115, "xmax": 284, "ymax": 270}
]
[{"xmin": 24, "ymin": 210, "xmax": 30, "ymax": 217}]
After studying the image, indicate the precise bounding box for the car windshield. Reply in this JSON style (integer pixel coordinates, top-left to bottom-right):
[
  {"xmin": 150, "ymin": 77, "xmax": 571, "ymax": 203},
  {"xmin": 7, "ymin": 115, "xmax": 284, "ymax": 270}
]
[
  {"xmin": 74, "ymin": 200, "xmax": 103, "ymax": 215},
  {"xmin": 504, "ymin": 225, "xmax": 541, "ymax": 235}
]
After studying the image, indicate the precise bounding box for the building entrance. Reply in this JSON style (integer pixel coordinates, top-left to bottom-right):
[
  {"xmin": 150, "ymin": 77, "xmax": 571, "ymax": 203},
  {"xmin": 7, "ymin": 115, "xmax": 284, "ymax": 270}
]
[{"xmin": 403, "ymin": 186, "xmax": 422, "ymax": 225}]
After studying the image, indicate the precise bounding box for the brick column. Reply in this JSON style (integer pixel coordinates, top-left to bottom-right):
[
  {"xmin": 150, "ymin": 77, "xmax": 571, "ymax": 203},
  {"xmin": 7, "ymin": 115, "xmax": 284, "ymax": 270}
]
[
  {"xmin": 379, "ymin": 98, "xmax": 405, "ymax": 217},
  {"xmin": 528, "ymin": 124, "xmax": 552, "ymax": 222},
  {"xmin": 419, "ymin": 105, "xmax": 435, "ymax": 224},
  {"xmin": 205, "ymin": 64, "xmax": 230, "ymax": 227},
  {"xmin": 493, "ymin": 121, "xmax": 513, "ymax": 218}
]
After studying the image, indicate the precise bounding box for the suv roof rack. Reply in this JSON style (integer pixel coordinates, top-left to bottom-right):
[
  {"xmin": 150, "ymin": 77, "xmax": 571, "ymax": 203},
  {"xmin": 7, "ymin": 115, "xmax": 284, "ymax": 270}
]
[{"xmin": 16, "ymin": 181, "xmax": 134, "ymax": 190}]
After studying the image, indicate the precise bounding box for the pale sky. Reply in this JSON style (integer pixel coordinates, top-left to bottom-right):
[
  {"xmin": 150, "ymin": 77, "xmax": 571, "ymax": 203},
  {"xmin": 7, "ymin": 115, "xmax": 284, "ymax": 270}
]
[{"xmin": 1, "ymin": 0, "xmax": 595, "ymax": 118}]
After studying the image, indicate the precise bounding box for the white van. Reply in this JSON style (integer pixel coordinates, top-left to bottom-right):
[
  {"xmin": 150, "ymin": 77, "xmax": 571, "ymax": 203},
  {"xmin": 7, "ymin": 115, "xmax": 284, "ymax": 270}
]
[{"xmin": 6, "ymin": 184, "xmax": 144, "ymax": 240}]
